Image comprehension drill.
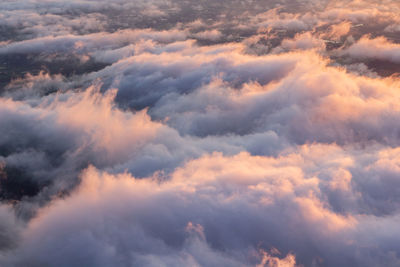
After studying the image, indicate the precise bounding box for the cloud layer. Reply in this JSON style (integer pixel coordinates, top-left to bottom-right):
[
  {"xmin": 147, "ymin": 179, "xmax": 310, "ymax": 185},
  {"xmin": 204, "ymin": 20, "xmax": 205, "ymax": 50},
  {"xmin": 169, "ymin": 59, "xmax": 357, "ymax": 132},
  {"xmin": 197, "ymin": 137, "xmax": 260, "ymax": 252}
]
[{"xmin": 1, "ymin": 0, "xmax": 400, "ymax": 266}]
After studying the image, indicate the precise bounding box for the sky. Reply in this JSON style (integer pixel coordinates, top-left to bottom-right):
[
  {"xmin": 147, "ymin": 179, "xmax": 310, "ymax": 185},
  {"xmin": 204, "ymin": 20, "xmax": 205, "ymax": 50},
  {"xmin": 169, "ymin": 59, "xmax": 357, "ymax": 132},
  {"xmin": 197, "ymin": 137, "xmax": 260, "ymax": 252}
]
[{"xmin": 1, "ymin": 0, "xmax": 400, "ymax": 266}]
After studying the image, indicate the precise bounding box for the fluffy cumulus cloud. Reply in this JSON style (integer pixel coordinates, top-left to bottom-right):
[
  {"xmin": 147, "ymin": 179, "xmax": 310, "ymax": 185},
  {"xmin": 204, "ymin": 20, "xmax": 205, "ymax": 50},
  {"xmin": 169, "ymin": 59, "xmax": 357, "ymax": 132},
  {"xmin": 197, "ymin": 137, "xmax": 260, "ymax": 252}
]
[
  {"xmin": 1, "ymin": 0, "xmax": 400, "ymax": 266},
  {"xmin": 339, "ymin": 36, "xmax": 400, "ymax": 63}
]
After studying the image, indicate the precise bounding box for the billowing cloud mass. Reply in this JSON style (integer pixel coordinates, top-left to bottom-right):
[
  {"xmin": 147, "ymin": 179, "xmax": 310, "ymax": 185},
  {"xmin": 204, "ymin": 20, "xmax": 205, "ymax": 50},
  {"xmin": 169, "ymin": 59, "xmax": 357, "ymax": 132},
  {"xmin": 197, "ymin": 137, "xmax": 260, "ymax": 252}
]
[{"xmin": 1, "ymin": 0, "xmax": 400, "ymax": 266}]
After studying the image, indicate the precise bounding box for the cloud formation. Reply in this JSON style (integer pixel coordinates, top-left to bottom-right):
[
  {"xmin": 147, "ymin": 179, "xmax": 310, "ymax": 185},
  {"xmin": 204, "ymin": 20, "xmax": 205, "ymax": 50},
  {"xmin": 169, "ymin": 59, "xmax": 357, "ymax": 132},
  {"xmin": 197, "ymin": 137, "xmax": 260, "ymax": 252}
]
[{"xmin": 1, "ymin": 0, "xmax": 400, "ymax": 266}]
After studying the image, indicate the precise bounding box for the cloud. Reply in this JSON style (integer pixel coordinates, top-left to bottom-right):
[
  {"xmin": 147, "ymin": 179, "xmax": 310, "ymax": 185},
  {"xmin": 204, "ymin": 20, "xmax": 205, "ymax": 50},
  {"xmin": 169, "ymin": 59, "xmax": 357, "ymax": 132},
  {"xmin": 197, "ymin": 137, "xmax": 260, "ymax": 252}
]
[
  {"xmin": 272, "ymin": 32, "xmax": 326, "ymax": 53},
  {"xmin": 0, "ymin": 28, "xmax": 188, "ymax": 55},
  {"xmin": 2, "ymin": 1, "xmax": 400, "ymax": 266},
  {"xmin": 0, "ymin": 204, "xmax": 20, "ymax": 251},
  {"xmin": 192, "ymin": 29, "xmax": 223, "ymax": 42},
  {"xmin": 3, "ymin": 144, "xmax": 400, "ymax": 266},
  {"xmin": 322, "ymin": 21, "xmax": 352, "ymax": 40},
  {"xmin": 339, "ymin": 36, "xmax": 400, "ymax": 63},
  {"xmin": 0, "ymin": 84, "xmax": 165, "ymax": 208}
]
